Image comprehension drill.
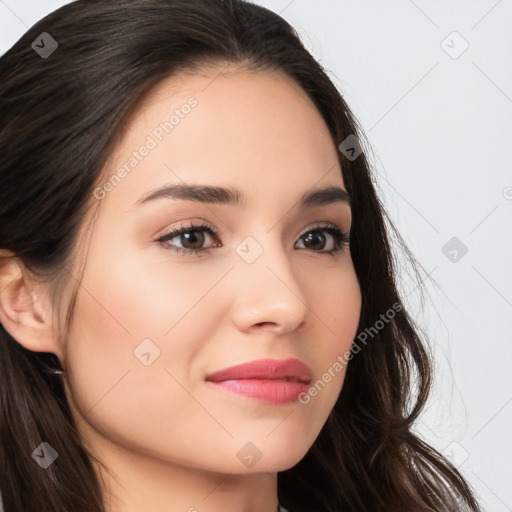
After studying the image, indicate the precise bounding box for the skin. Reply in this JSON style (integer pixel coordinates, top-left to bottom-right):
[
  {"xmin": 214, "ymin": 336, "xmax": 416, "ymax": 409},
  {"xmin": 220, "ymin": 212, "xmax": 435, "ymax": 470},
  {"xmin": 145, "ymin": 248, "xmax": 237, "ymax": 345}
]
[{"xmin": 0, "ymin": 65, "xmax": 361, "ymax": 512}]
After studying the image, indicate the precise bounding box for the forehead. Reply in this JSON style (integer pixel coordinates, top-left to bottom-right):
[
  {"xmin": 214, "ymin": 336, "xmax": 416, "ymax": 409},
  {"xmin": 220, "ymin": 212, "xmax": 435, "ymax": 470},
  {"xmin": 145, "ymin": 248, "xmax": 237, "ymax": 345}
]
[{"xmin": 98, "ymin": 65, "xmax": 346, "ymax": 212}]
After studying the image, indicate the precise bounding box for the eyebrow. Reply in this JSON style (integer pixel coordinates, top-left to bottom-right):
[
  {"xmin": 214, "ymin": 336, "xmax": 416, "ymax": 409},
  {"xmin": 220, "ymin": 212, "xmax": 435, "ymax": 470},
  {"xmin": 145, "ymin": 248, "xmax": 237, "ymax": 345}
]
[{"xmin": 136, "ymin": 183, "xmax": 352, "ymax": 210}]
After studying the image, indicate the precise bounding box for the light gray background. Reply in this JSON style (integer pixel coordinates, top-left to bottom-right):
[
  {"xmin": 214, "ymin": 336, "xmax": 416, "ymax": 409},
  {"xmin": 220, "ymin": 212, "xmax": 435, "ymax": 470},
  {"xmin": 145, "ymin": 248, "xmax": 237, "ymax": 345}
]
[{"xmin": 1, "ymin": 1, "xmax": 511, "ymax": 510}]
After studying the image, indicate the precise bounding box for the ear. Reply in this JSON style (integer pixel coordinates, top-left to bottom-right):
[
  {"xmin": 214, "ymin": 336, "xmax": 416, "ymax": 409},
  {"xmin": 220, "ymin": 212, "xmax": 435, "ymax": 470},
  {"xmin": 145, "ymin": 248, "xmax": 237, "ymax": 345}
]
[{"xmin": 0, "ymin": 249, "xmax": 63, "ymax": 360}]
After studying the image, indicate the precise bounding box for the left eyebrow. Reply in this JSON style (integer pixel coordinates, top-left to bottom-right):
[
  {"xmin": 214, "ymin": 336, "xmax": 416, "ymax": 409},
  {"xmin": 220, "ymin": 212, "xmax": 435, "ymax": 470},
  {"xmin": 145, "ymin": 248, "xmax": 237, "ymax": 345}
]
[{"xmin": 135, "ymin": 183, "xmax": 352, "ymax": 210}]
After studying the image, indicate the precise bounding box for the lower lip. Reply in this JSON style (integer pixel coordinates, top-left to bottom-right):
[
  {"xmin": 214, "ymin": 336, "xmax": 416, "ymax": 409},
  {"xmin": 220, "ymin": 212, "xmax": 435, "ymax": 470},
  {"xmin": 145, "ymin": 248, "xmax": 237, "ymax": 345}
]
[{"xmin": 206, "ymin": 379, "xmax": 310, "ymax": 404}]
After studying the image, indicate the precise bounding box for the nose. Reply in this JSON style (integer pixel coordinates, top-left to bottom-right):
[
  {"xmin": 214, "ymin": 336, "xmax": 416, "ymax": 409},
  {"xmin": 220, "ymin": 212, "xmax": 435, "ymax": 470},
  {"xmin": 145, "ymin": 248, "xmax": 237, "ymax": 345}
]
[{"xmin": 229, "ymin": 240, "xmax": 312, "ymax": 336}]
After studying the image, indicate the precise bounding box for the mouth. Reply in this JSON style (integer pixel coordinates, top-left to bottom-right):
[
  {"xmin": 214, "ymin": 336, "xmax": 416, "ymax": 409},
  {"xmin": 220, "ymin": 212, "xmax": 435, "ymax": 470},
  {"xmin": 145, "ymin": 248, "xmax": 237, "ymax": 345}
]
[{"xmin": 204, "ymin": 358, "xmax": 312, "ymax": 404}]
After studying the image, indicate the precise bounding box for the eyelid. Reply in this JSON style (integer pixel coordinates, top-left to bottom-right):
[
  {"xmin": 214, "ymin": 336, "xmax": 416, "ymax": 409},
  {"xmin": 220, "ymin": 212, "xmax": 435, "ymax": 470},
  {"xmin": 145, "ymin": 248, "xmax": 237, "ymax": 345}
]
[
  {"xmin": 153, "ymin": 211, "xmax": 350, "ymax": 239},
  {"xmin": 154, "ymin": 219, "xmax": 350, "ymax": 257}
]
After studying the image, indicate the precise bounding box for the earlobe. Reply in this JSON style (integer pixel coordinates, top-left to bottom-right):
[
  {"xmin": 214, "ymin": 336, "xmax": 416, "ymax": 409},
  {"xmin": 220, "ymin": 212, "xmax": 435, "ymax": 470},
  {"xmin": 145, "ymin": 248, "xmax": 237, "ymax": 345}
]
[{"xmin": 0, "ymin": 250, "xmax": 62, "ymax": 359}]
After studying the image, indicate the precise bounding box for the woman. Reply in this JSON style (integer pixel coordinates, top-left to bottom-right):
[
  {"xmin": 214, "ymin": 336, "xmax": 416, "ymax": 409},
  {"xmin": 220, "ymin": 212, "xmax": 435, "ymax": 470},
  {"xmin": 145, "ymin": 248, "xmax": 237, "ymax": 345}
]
[{"xmin": 0, "ymin": 1, "xmax": 481, "ymax": 511}]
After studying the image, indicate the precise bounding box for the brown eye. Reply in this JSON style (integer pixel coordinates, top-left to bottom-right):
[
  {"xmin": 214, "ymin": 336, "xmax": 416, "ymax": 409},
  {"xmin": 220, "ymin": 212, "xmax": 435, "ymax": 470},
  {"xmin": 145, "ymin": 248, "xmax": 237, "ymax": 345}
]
[
  {"xmin": 178, "ymin": 230, "xmax": 206, "ymax": 250},
  {"xmin": 295, "ymin": 225, "xmax": 350, "ymax": 254},
  {"xmin": 155, "ymin": 222, "xmax": 349, "ymax": 257},
  {"xmin": 302, "ymin": 231, "xmax": 327, "ymax": 251},
  {"xmin": 155, "ymin": 222, "xmax": 220, "ymax": 256}
]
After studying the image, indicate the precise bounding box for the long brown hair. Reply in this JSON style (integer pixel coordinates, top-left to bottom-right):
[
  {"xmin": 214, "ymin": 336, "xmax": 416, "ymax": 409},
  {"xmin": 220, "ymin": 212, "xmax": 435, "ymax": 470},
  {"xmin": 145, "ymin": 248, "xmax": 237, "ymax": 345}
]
[{"xmin": 0, "ymin": 1, "xmax": 481, "ymax": 510}]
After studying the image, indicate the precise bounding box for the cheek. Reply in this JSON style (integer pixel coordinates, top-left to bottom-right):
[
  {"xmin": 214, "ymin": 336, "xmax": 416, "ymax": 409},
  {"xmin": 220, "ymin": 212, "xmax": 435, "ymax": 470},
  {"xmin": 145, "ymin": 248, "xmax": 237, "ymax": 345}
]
[
  {"xmin": 71, "ymin": 238, "xmax": 225, "ymax": 348},
  {"xmin": 61, "ymin": 244, "xmax": 225, "ymax": 431},
  {"xmin": 331, "ymin": 273, "xmax": 361, "ymax": 355},
  {"xmin": 308, "ymin": 258, "xmax": 362, "ymax": 353},
  {"xmin": 301, "ymin": 261, "xmax": 361, "ymax": 404},
  {"xmin": 62, "ymin": 268, "xmax": 209, "ymax": 457}
]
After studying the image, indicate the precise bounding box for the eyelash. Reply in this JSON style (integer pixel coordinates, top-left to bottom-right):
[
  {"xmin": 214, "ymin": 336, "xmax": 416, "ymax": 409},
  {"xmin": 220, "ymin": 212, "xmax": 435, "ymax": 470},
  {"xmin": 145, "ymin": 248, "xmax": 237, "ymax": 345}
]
[{"xmin": 155, "ymin": 222, "xmax": 350, "ymax": 257}]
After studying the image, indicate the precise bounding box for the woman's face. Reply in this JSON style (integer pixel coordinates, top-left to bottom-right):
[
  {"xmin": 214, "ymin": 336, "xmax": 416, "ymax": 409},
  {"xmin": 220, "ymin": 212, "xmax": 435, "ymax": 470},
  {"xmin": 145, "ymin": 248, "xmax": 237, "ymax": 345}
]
[{"xmin": 61, "ymin": 66, "xmax": 361, "ymax": 476}]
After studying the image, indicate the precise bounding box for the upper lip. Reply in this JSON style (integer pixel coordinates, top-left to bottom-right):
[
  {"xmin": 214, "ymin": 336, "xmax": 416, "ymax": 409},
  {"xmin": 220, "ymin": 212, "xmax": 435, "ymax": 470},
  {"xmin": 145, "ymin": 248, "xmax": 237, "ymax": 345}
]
[{"xmin": 205, "ymin": 358, "xmax": 312, "ymax": 384}]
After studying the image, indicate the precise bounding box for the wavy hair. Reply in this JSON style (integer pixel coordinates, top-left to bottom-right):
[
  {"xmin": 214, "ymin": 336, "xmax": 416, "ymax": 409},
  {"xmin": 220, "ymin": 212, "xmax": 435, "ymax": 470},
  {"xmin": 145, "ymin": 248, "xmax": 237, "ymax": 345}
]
[{"xmin": 0, "ymin": 1, "xmax": 480, "ymax": 511}]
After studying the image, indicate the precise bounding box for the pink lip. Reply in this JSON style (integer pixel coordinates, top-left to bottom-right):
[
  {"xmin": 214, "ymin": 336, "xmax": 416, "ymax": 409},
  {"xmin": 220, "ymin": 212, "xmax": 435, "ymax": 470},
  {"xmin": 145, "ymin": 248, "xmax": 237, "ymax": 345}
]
[{"xmin": 205, "ymin": 358, "xmax": 312, "ymax": 404}]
